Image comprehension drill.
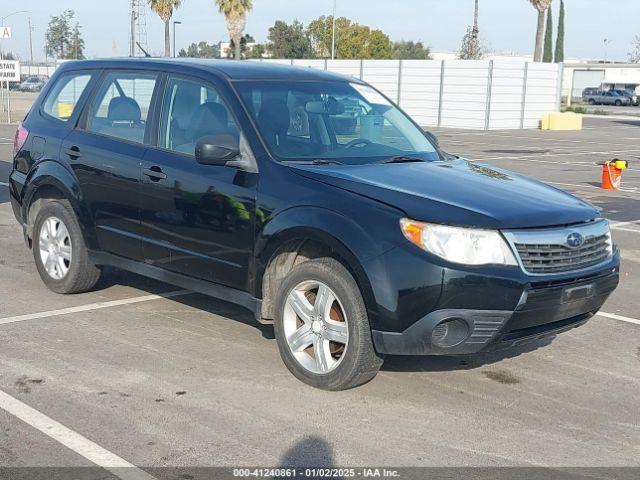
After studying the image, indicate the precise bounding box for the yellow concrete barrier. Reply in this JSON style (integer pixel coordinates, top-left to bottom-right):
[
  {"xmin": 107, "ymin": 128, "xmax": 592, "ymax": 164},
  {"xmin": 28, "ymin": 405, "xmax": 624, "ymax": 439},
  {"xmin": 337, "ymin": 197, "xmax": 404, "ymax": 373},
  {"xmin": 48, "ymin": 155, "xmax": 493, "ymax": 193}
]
[
  {"xmin": 57, "ymin": 102, "xmax": 74, "ymax": 120},
  {"xmin": 541, "ymin": 112, "xmax": 583, "ymax": 131}
]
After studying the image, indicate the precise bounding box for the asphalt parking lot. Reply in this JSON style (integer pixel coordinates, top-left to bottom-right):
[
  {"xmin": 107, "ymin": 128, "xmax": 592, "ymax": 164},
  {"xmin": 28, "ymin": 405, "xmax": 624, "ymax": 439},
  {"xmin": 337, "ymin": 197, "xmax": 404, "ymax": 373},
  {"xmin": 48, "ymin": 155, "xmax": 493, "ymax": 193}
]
[{"xmin": 0, "ymin": 117, "xmax": 639, "ymax": 478}]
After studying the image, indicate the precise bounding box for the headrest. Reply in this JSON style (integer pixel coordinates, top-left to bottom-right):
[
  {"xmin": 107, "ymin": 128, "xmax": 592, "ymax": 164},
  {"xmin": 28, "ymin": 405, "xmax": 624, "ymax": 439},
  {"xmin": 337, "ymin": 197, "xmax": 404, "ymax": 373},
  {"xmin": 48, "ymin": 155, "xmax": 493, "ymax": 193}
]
[
  {"xmin": 107, "ymin": 96, "xmax": 141, "ymax": 123},
  {"xmin": 189, "ymin": 102, "xmax": 228, "ymax": 139},
  {"xmin": 258, "ymin": 99, "xmax": 290, "ymax": 136}
]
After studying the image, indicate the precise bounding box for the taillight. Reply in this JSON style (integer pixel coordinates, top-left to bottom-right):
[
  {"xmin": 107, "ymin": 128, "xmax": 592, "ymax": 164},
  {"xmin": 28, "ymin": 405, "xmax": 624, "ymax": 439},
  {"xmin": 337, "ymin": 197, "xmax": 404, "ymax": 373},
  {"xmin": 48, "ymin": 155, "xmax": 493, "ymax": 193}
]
[{"xmin": 14, "ymin": 123, "xmax": 29, "ymax": 157}]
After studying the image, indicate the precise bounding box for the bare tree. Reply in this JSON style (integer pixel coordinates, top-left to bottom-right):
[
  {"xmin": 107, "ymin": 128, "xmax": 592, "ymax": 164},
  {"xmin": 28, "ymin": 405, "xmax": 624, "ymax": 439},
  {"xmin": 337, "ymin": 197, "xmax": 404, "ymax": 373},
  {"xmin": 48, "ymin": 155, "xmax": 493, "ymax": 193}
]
[
  {"xmin": 458, "ymin": 0, "xmax": 484, "ymax": 59},
  {"xmin": 529, "ymin": 0, "xmax": 552, "ymax": 62},
  {"xmin": 629, "ymin": 35, "xmax": 640, "ymax": 63},
  {"xmin": 216, "ymin": 0, "xmax": 253, "ymax": 60}
]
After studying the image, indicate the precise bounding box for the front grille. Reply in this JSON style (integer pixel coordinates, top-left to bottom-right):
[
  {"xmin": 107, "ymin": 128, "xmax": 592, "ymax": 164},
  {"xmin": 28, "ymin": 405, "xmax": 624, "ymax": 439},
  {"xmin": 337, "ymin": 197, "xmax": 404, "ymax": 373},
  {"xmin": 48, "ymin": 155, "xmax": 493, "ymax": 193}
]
[
  {"xmin": 515, "ymin": 233, "xmax": 610, "ymax": 274},
  {"xmin": 504, "ymin": 220, "xmax": 613, "ymax": 275}
]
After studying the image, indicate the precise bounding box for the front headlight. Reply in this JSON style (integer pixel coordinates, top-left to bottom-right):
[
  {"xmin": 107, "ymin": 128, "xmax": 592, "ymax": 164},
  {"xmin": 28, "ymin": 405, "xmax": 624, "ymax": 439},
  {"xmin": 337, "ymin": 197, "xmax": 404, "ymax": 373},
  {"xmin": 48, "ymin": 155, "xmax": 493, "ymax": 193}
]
[{"xmin": 400, "ymin": 219, "xmax": 518, "ymax": 266}]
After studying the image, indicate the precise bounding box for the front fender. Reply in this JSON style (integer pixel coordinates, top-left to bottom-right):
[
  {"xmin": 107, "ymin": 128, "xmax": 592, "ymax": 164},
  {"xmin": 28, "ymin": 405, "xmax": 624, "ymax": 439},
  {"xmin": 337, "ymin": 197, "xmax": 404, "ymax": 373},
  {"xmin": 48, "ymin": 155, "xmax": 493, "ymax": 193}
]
[{"xmin": 254, "ymin": 205, "xmax": 400, "ymax": 326}]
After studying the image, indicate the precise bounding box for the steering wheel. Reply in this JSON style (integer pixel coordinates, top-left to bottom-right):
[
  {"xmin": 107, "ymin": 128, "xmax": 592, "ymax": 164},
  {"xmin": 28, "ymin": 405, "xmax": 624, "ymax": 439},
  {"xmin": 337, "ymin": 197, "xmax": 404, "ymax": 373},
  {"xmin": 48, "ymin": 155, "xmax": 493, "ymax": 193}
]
[{"xmin": 343, "ymin": 138, "xmax": 372, "ymax": 149}]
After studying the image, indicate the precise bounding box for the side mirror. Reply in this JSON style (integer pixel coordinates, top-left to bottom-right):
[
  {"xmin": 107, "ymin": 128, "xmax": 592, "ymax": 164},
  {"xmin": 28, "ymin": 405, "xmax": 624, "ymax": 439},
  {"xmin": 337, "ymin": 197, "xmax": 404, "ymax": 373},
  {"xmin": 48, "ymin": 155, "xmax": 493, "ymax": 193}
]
[
  {"xmin": 195, "ymin": 134, "xmax": 240, "ymax": 166},
  {"xmin": 424, "ymin": 130, "xmax": 439, "ymax": 147}
]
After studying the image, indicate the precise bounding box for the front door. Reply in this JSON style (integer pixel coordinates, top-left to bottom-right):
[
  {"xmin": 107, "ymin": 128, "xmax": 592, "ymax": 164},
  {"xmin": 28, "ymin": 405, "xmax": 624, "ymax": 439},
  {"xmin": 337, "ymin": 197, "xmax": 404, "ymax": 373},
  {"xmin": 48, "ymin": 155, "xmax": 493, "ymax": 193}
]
[
  {"xmin": 138, "ymin": 75, "xmax": 257, "ymax": 291},
  {"xmin": 63, "ymin": 70, "xmax": 159, "ymax": 260}
]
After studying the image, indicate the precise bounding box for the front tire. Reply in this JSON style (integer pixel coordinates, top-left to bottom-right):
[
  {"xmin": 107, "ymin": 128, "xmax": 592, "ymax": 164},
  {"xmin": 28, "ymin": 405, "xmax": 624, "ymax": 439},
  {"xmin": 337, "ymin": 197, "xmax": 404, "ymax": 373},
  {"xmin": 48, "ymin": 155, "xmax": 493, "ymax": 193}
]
[
  {"xmin": 32, "ymin": 200, "xmax": 101, "ymax": 294},
  {"xmin": 273, "ymin": 258, "xmax": 383, "ymax": 390}
]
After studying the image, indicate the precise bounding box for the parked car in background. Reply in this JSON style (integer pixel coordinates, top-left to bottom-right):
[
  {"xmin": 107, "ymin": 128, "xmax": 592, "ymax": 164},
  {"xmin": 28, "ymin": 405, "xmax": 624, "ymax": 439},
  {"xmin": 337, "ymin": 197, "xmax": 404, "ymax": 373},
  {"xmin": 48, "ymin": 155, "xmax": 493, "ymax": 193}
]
[
  {"xmin": 582, "ymin": 87, "xmax": 600, "ymax": 99},
  {"xmin": 18, "ymin": 76, "xmax": 48, "ymax": 93},
  {"xmin": 10, "ymin": 59, "xmax": 620, "ymax": 390},
  {"xmin": 584, "ymin": 90, "xmax": 631, "ymax": 106},
  {"xmin": 612, "ymin": 89, "xmax": 639, "ymax": 106}
]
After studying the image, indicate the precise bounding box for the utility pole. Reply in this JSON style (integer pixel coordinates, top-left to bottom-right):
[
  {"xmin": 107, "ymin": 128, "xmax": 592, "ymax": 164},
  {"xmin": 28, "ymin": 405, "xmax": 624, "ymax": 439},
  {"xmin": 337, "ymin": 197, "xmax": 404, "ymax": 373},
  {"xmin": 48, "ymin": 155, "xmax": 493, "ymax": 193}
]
[
  {"xmin": 130, "ymin": 7, "xmax": 136, "ymax": 57},
  {"xmin": 331, "ymin": 0, "xmax": 337, "ymax": 60},
  {"xmin": 130, "ymin": 0, "xmax": 148, "ymax": 58},
  {"xmin": 28, "ymin": 17, "xmax": 34, "ymax": 75}
]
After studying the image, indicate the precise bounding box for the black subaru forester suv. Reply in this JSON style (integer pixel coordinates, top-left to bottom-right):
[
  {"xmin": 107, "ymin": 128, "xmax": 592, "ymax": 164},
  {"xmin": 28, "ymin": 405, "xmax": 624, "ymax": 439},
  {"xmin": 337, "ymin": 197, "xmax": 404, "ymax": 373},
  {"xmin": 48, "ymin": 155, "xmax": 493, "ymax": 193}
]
[{"xmin": 9, "ymin": 59, "xmax": 619, "ymax": 390}]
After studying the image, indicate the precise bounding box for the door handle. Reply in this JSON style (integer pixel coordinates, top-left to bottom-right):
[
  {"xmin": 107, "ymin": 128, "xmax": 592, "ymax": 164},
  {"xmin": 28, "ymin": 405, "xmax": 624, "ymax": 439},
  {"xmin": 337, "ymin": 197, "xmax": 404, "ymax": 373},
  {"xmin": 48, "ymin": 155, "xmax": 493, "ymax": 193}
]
[
  {"xmin": 142, "ymin": 166, "xmax": 167, "ymax": 181},
  {"xmin": 65, "ymin": 146, "xmax": 82, "ymax": 159}
]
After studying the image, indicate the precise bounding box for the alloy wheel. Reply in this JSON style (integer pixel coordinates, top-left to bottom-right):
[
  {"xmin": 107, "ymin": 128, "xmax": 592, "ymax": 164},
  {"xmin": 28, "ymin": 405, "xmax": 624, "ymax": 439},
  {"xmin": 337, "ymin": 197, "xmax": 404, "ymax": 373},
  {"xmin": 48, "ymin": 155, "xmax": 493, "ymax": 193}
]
[
  {"xmin": 283, "ymin": 280, "xmax": 349, "ymax": 374},
  {"xmin": 39, "ymin": 216, "xmax": 72, "ymax": 280}
]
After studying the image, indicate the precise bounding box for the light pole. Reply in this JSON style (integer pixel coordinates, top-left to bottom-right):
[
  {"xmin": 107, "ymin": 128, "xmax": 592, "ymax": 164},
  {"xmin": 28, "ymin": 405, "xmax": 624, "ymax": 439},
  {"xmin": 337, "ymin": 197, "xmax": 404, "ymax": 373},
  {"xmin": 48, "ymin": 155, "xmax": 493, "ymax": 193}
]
[
  {"xmin": 331, "ymin": 0, "xmax": 336, "ymax": 60},
  {"xmin": 0, "ymin": 10, "xmax": 31, "ymax": 60},
  {"xmin": 1, "ymin": 10, "xmax": 30, "ymax": 124},
  {"xmin": 173, "ymin": 21, "xmax": 182, "ymax": 57}
]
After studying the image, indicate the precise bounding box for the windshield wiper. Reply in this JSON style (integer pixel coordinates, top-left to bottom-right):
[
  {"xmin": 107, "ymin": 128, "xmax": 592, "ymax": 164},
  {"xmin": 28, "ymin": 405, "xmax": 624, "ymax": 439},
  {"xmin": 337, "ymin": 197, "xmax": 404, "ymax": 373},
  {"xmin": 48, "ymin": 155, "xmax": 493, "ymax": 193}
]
[
  {"xmin": 375, "ymin": 155, "xmax": 425, "ymax": 165},
  {"xmin": 284, "ymin": 158, "xmax": 344, "ymax": 165}
]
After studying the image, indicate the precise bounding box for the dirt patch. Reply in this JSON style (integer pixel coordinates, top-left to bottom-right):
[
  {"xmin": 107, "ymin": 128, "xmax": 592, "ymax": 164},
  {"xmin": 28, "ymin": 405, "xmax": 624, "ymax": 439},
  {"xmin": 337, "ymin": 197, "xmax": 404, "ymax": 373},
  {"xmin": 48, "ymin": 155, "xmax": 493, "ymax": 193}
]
[
  {"xmin": 482, "ymin": 369, "xmax": 521, "ymax": 384},
  {"xmin": 14, "ymin": 376, "xmax": 45, "ymax": 394}
]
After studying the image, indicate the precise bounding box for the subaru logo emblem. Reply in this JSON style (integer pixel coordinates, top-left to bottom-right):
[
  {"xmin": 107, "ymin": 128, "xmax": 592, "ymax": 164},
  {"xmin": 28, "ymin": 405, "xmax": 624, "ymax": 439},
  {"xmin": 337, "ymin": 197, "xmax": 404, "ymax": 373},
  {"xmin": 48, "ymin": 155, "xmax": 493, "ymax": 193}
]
[{"xmin": 566, "ymin": 232, "xmax": 584, "ymax": 248}]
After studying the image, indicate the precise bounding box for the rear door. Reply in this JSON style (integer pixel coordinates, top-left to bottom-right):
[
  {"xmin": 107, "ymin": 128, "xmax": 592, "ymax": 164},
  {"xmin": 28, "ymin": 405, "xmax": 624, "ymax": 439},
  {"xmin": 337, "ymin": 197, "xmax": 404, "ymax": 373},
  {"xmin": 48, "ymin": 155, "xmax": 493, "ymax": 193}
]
[
  {"xmin": 137, "ymin": 74, "xmax": 257, "ymax": 290},
  {"xmin": 62, "ymin": 70, "xmax": 160, "ymax": 260}
]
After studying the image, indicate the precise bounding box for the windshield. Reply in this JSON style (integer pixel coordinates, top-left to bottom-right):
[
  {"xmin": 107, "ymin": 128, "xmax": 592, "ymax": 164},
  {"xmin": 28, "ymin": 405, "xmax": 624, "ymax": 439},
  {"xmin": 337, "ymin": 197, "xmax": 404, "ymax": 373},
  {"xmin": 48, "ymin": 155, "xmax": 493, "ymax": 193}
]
[{"xmin": 234, "ymin": 80, "xmax": 439, "ymax": 165}]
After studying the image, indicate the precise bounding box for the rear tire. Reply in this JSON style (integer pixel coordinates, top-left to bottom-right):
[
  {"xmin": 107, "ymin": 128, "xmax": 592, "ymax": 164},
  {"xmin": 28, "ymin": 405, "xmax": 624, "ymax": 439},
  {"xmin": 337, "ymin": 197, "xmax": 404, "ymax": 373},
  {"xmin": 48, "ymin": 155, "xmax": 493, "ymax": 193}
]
[
  {"xmin": 273, "ymin": 257, "xmax": 383, "ymax": 390},
  {"xmin": 588, "ymin": 99, "xmax": 596, "ymax": 105},
  {"xmin": 32, "ymin": 199, "xmax": 101, "ymax": 294},
  {"xmin": 615, "ymin": 100, "xmax": 622, "ymax": 106}
]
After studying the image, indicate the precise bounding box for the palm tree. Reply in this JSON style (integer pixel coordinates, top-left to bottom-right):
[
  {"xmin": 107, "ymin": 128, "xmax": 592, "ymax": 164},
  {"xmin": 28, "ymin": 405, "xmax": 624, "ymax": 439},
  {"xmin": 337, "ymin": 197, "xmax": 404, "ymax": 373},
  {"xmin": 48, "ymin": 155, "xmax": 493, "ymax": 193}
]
[
  {"xmin": 215, "ymin": 0, "xmax": 253, "ymax": 60},
  {"xmin": 148, "ymin": 0, "xmax": 182, "ymax": 57},
  {"xmin": 529, "ymin": 0, "xmax": 552, "ymax": 62}
]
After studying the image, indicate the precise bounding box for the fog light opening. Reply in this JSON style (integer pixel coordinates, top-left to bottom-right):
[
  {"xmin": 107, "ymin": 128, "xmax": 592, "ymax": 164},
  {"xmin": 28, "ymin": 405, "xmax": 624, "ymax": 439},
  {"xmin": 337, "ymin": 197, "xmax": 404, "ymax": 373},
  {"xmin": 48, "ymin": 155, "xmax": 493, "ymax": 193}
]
[{"xmin": 431, "ymin": 318, "xmax": 470, "ymax": 348}]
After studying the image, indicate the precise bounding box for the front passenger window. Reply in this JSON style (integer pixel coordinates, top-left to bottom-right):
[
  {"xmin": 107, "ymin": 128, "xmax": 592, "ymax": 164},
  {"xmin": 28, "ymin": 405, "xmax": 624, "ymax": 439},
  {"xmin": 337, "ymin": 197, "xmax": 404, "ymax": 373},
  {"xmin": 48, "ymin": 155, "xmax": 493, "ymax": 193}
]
[
  {"xmin": 86, "ymin": 72, "xmax": 157, "ymax": 144},
  {"xmin": 159, "ymin": 77, "xmax": 238, "ymax": 156}
]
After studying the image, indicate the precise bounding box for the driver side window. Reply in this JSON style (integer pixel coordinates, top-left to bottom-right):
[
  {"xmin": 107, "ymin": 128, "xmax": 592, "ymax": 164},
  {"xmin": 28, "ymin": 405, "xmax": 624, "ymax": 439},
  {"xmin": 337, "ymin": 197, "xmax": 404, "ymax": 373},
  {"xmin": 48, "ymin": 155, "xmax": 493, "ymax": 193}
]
[{"xmin": 159, "ymin": 76, "xmax": 238, "ymax": 156}]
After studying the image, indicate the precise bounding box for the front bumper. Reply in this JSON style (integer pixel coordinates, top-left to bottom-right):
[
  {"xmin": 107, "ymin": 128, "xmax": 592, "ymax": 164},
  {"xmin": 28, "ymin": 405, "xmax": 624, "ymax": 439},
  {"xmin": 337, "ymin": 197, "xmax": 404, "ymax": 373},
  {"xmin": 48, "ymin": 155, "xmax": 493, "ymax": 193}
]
[{"xmin": 372, "ymin": 268, "xmax": 619, "ymax": 355}]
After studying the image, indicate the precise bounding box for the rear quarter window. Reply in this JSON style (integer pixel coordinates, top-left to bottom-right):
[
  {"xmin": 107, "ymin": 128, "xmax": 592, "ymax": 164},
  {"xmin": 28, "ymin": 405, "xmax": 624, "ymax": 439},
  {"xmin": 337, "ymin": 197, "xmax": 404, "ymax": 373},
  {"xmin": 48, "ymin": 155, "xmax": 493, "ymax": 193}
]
[{"xmin": 42, "ymin": 72, "xmax": 92, "ymax": 122}]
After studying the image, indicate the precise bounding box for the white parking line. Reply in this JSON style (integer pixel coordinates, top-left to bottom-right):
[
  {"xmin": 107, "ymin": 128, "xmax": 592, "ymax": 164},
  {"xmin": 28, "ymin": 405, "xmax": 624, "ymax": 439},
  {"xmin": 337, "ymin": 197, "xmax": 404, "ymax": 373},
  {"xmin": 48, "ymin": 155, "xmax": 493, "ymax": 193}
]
[
  {"xmin": 598, "ymin": 312, "xmax": 640, "ymax": 326},
  {"xmin": 0, "ymin": 389, "xmax": 157, "ymax": 480},
  {"xmin": 546, "ymin": 181, "xmax": 602, "ymax": 190},
  {"xmin": 610, "ymin": 226, "xmax": 640, "ymax": 233},
  {"xmin": 472, "ymin": 149, "xmax": 640, "ymax": 162},
  {"xmin": 0, "ymin": 182, "xmax": 8, "ymax": 187},
  {"xmin": 610, "ymin": 221, "xmax": 640, "ymax": 233},
  {"xmin": 0, "ymin": 290, "xmax": 192, "ymax": 325},
  {"xmin": 610, "ymin": 220, "xmax": 640, "ymax": 230}
]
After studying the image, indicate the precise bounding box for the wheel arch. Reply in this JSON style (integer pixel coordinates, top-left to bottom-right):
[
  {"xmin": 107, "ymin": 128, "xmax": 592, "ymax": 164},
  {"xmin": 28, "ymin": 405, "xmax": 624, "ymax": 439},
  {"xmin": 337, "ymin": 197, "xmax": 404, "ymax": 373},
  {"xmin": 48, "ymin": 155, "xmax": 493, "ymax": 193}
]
[
  {"xmin": 22, "ymin": 160, "xmax": 93, "ymax": 248},
  {"xmin": 255, "ymin": 207, "xmax": 388, "ymax": 324}
]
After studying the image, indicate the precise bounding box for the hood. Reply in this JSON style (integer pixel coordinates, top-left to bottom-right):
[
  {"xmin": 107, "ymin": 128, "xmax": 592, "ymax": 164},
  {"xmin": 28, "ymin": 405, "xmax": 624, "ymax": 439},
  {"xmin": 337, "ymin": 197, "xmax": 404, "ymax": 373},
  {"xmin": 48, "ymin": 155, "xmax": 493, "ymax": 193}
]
[{"xmin": 290, "ymin": 159, "xmax": 599, "ymax": 229}]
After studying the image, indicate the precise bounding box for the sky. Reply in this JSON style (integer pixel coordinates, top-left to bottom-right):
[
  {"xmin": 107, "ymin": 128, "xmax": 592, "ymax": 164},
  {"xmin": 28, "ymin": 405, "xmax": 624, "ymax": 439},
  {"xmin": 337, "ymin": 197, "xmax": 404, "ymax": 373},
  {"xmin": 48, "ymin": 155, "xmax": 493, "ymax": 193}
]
[{"xmin": 0, "ymin": 0, "xmax": 637, "ymax": 62}]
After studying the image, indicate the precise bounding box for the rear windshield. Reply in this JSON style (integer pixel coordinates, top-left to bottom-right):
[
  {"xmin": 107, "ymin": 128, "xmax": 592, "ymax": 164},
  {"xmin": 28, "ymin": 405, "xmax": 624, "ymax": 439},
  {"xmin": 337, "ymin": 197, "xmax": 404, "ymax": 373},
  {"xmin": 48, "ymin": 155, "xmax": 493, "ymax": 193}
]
[{"xmin": 234, "ymin": 80, "xmax": 438, "ymax": 165}]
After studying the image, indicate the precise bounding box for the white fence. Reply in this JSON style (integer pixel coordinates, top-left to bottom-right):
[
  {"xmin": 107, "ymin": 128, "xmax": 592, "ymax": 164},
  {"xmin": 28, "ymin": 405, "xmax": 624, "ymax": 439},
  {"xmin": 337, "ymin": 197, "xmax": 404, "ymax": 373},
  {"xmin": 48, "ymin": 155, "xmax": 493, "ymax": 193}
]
[{"xmin": 255, "ymin": 59, "xmax": 563, "ymax": 130}]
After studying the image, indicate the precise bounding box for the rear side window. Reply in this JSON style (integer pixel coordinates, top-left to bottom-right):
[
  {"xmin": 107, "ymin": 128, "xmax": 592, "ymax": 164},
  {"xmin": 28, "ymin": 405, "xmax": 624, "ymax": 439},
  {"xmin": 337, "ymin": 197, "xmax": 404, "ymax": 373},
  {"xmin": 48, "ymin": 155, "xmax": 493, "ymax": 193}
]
[
  {"xmin": 42, "ymin": 72, "xmax": 92, "ymax": 122},
  {"xmin": 86, "ymin": 71, "xmax": 158, "ymax": 144}
]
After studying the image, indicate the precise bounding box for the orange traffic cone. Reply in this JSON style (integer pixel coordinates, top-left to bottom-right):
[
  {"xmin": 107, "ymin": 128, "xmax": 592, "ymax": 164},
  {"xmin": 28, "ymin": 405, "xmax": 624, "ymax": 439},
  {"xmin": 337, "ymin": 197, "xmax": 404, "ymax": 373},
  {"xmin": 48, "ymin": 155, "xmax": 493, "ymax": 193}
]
[{"xmin": 602, "ymin": 159, "xmax": 628, "ymax": 190}]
